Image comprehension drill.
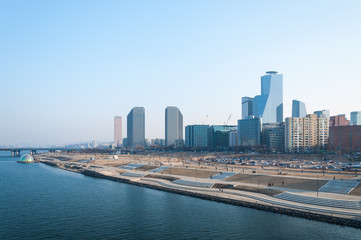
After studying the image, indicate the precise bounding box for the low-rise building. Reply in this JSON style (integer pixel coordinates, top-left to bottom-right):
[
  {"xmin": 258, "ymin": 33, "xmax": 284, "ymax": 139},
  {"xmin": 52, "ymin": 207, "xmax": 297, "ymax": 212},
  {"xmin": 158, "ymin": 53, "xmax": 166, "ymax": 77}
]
[
  {"xmin": 330, "ymin": 114, "xmax": 350, "ymax": 127},
  {"xmin": 329, "ymin": 125, "xmax": 361, "ymax": 153},
  {"xmin": 151, "ymin": 138, "xmax": 165, "ymax": 146},
  {"xmin": 262, "ymin": 123, "xmax": 285, "ymax": 152}
]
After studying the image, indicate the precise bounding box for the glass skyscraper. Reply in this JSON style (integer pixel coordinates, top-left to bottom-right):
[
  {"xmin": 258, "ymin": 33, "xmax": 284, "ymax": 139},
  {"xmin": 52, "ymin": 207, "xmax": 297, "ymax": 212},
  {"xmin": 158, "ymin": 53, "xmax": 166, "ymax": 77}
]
[
  {"xmin": 127, "ymin": 107, "xmax": 145, "ymax": 147},
  {"xmin": 242, "ymin": 97, "xmax": 253, "ymax": 119},
  {"xmin": 242, "ymin": 71, "xmax": 283, "ymax": 123},
  {"xmin": 292, "ymin": 100, "xmax": 307, "ymax": 118},
  {"xmin": 165, "ymin": 106, "xmax": 183, "ymax": 147},
  {"xmin": 238, "ymin": 117, "xmax": 262, "ymax": 146},
  {"xmin": 351, "ymin": 111, "xmax": 361, "ymax": 125},
  {"xmin": 185, "ymin": 125, "xmax": 209, "ymax": 149}
]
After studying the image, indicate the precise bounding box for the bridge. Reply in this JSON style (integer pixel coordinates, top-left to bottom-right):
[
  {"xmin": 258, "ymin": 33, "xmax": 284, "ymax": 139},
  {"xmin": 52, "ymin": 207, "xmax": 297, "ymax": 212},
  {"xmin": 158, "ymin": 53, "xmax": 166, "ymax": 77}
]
[{"xmin": 0, "ymin": 148, "xmax": 83, "ymax": 157}]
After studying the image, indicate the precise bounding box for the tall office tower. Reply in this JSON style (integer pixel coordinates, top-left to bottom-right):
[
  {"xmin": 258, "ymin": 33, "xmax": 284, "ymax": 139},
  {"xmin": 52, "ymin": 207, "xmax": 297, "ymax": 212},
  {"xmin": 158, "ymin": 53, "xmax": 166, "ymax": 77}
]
[
  {"xmin": 292, "ymin": 100, "xmax": 307, "ymax": 118},
  {"xmin": 314, "ymin": 110, "xmax": 330, "ymax": 119},
  {"xmin": 237, "ymin": 117, "xmax": 262, "ymax": 147},
  {"xmin": 165, "ymin": 106, "xmax": 183, "ymax": 147},
  {"xmin": 350, "ymin": 111, "xmax": 361, "ymax": 125},
  {"xmin": 330, "ymin": 115, "xmax": 350, "ymax": 127},
  {"xmin": 242, "ymin": 71, "xmax": 283, "ymax": 123},
  {"xmin": 127, "ymin": 107, "xmax": 145, "ymax": 148},
  {"xmin": 242, "ymin": 97, "xmax": 253, "ymax": 119},
  {"xmin": 114, "ymin": 116, "xmax": 122, "ymax": 147},
  {"xmin": 262, "ymin": 123, "xmax": 285, "ymax": 152},
  {"xmin": 229, "ymin": 130, "xmax": 238, "ymax": 147},
  {"xmin": 185, "ymin": 125, "xmax": 209, "ymax": 149},
  {"xmin": 285, "ymin": 114, "xmax": 329, "ymax": 153}
]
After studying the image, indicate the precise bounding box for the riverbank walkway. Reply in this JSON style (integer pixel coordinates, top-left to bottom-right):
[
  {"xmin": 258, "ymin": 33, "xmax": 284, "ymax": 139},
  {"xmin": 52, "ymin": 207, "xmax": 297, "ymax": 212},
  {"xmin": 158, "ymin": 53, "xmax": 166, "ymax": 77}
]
[{"xmin": 79, "ymin": 163, "xmax": 361, "ymax": 220}]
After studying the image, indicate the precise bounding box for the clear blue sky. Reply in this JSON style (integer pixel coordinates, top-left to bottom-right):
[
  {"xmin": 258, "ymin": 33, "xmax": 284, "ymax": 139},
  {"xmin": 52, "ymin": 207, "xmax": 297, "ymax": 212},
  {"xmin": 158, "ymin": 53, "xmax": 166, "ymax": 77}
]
[{"xmin": 1, "ymin": 0, "xmax": 361, "ymax": 145}]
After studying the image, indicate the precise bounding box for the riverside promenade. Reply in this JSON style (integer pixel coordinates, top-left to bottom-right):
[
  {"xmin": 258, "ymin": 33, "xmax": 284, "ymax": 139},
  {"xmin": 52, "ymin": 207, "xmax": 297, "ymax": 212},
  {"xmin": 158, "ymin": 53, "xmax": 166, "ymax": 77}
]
[{"xmin": 41, "ymin": 158, "xmax": 361, "ymax": 228}]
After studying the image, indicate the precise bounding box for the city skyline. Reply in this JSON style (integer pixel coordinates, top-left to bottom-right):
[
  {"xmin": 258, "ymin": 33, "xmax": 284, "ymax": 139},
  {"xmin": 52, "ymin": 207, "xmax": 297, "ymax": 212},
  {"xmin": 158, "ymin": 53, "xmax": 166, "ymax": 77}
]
[{"xmin": 1, "ymin": 1, "xmax": 361, "ymax": 145}]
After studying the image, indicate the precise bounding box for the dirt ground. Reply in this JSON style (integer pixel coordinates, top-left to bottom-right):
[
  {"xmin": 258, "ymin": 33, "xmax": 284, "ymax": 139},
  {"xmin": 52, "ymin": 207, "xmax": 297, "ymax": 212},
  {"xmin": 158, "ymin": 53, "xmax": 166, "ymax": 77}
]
[
  {"xmin": 144, "ymin": 174, "xmax": 180, "ymax": 181},
  {"xmin": 225, "ymin": 173, "xmax": 329, "ymax": 191},
  {"xmin": 90, "ymin": 159, "xmax": 130, "ymax": 167},
  {"xmin": 161, "ymin": 167, "xmax": 219, "ymax": 178},
  {"xmin": 227, "ymin": 166, "xmax": 356, "ymax": 180},
  {"xmin": 135, "ymin": 165, "xmax": 159, "ymax": 171},
  {"xmin": 349, "ymin": 184, "xmax": 361, "ymax": 196}
]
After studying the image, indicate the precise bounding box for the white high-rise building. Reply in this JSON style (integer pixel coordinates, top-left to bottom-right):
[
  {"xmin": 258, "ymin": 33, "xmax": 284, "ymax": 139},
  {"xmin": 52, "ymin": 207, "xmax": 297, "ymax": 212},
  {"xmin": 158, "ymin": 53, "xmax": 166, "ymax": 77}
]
[
  {"xmin": 165, "ymin": 106, "xmax": 183, "ymax": 147},
  {"xmin": 114, "ymin": 116, "xmax": 122, "ymax": 147},
  {"xmin": 285, "ymin": 114, "xmax": 329, "ymax": 153},
  {"xmin": 229, "ymin": 130, "xmax": 238, "ymax": 147}
]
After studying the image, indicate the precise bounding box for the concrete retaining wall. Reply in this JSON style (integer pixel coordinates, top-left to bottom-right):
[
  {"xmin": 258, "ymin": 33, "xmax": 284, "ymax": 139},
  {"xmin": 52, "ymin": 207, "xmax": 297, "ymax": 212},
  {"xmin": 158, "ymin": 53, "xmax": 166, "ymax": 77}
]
[
  {"xmin": 42, "ymin": 161, "xmax": 361, "ymax": 229},
  {"xmin": 82, "ymin": 169, "xmax": 361, "ymax": 229}
]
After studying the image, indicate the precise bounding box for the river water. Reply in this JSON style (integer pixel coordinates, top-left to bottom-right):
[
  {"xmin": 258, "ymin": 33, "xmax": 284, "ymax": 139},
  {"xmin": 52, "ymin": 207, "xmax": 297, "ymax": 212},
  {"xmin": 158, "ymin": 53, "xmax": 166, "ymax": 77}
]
[{"xmin": 0, "ymin": 156, "xmax": 360, "ymax": 239}]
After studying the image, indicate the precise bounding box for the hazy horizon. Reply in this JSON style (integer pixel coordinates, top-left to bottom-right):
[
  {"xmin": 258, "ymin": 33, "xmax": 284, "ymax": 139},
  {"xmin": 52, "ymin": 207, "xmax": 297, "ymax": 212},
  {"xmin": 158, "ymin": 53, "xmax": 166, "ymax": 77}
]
[{"xmin": 1, "ymin": 1, "xmax": 361, "ymax": 145}]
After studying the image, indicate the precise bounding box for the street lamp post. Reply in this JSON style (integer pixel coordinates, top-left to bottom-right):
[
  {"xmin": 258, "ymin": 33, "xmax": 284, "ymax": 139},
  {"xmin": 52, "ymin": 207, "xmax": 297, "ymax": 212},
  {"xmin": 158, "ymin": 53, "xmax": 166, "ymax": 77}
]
[
  {"xmin": 196, "ymin": 168, "xmax": 198, "ymax": 182},
  {"xmin": 317, "ymin": 175, "xmax": 319, "ymax": 197}
]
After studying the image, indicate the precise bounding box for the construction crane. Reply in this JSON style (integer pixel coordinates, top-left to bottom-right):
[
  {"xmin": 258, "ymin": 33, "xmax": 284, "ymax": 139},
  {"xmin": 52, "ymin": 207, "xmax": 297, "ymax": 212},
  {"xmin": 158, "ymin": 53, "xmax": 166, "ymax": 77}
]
[
  {"xmin": 202, "ymin": 115, "xmax": 209, "ymax": 125},
  {"xmin": 224, "ymin": 114, "xmax": 232, "ymax": 126}
]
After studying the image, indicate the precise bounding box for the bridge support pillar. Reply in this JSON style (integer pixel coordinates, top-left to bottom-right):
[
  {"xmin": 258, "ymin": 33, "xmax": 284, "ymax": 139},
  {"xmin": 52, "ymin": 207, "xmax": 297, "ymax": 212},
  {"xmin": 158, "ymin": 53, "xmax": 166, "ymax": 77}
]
[
  {"xmin": 31, "ymin": 150, "xmax": 37, "ymax": 155},
  {"xmin": 12, "ymin": 150, "xmax": 21, "ymax": 157}
]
